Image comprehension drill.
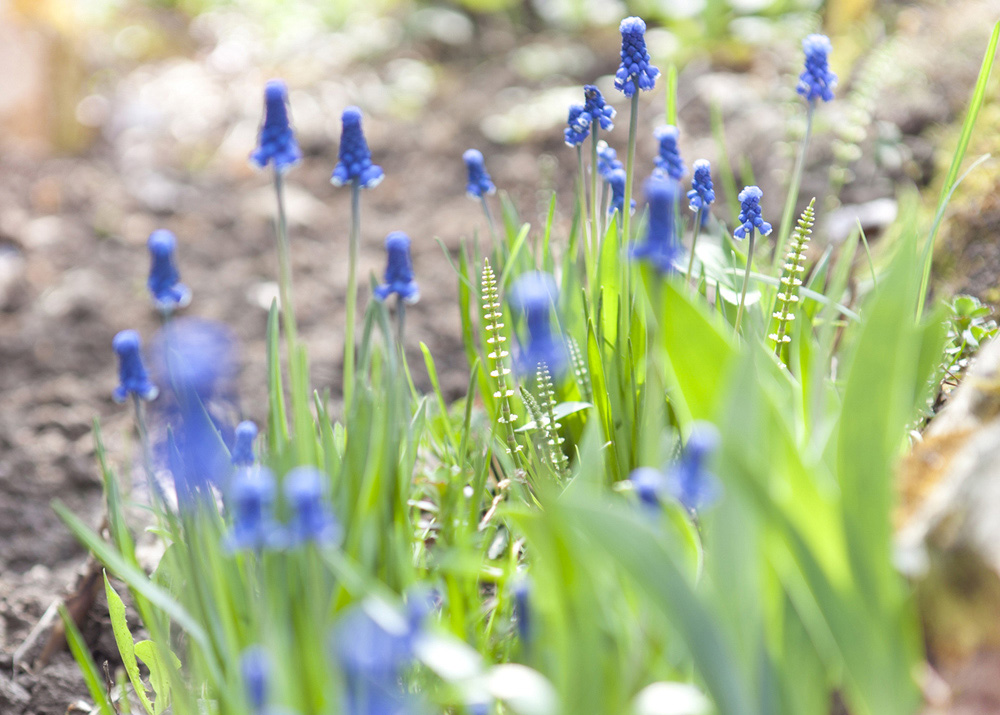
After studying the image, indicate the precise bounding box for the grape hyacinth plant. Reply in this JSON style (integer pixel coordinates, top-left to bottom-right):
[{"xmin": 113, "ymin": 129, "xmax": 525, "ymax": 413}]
[
  {"xmin": 630, "ymin": 175, "xmax": 681, "ymax": 275},
  {"xmin": 583, "ymin": 85, "xmax": 615, "ymax": 250},
  {"xmin": 373, "ymin": 231, "xmax": 419, "ymax": 345},
  {"xmin": 685, "ymin": 159, "xmax": 715, "ymax": 283},
  {"xmin": 733, "ymin": 185, "xmax": 772, "ymax": 335},
  {"xmin": 147, "ymin": 229, "xmax": 191, "ymax": 316}
]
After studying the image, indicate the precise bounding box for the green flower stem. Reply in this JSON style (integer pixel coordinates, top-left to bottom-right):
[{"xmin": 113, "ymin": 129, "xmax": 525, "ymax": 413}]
[
  {"xmin": 577, "ymin": 145, "xmax": 594, "ymax": 287},
  {"xmin": 590, "ymin": 120, "xmax": 600, "ymax": 259},
  {"xmin": 600, "ymin": 181, "xmax": 609, "ymax": 238},
  {"xmin": 480, "ymin": 195, "xmax": 497, "ymax": 246},
  {"xmin": 622, "ymin": 92, "xmax": 639, "ymax": 245},
  {"xmin": 396, "ymin": 299, "xmax": 406, "ymax": 350},
  {"xmin": 131, "ymin": 394, "xmax": 157, "ymax": 494},
  {"xmin": 734, "ymin": 228, "xmax": 756, "ymax": 337},
  {"xmin": 772, "ymin": 102, "xmax": 815, "ymax": 272},
  {"xmin": 686, "ymin": 208, "xmax": 704, "ymax": 288},
  {"xmin": 344, "ymin": 180, "xmax": 361, "ymax": 409},
  {"xmin": 273, "ymin": 167, "xmax": 298, "ymax": 350}
]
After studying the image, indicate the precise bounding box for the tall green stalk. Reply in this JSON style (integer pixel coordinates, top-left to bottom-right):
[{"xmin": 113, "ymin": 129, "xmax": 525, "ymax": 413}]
[
  {"xmin": 622, "ymin": 93, "xmax": 639, "ymax": 244},
  {"xmin": 772, "ymin": 103, "xmax": 815, "ymax": 271},
  {"xmin": 273, "ymin": 167, "xmax": 298, "ymax": 350},
  {"xmin": 344, "ymin": 180, "xmax": 361, "ymax": 409},
  {"xmin": 734, "ymin": 229, "xmax": 756, "ymax": 336},
  {"xmin": 590, "ymin": 120, "xmax": 600, "ymax": 256},
  {"xmin": 686, "ymin": 208, "xmax": 704, "ymax": 287}
]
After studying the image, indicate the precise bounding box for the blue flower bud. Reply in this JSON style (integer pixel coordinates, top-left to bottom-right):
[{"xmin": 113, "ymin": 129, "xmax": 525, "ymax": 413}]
[
  {"xmin": 666, "ymin": 422, "xmax": 720, "ymax": 511},
  {"xmin": 240, "ymin": 645, "xmax": 270, "ymax": 710},
  {"xmin": 225, "ymin": 467, "xmax": 282, "ymax": 552},
  {"xmin": 331, "ymin": 106, "xmax": 384, "ymax": 189},
  {"xmin": 654, "ymin": 125, "xmax": 686, "ymax": 180},
  {"xmin": 232, "ymin": 420, "xmax": 258, "ymax": 467},
  {"xmin": 563, "ymin": 104, "xmax": 591, "ymax": 147},
  {"xmin": 373, "ymin": 231, "xmax": 419, "ymax": 304},
  {"xmin": 512, "ymin": 578, "xmax": 531, "ymax": 645},
  {"xmin": 596, "ymin": 141, "xmax": 623, "ymax": 180},
  {"xmin": 614, "ymin": 17, "xmax": 660, "ymax": 97},
  {"xmin": 508, "ymin": 272, "xmax": 566, "ymax": 378},
  {"xmin": 112, "ymin": 330, "xmax": 158, "ymax": 403},
  {"xmin": 797, "ymin": 34, "xmax": 837, "ymax": 104},
  {"xmin": 630, "ymin": 176, "xmax": 681, "ymax": 274},
  {"xmin": 686, "ymin": 159, "xmax": 715, "ymax": 214},
  {"xmin": 606, "ymin": 168, "xmax": 634, "ymax": 217},
  {"xmin": 583, "ymin": 85, "xmax": 615, "ymax": 131},
  {"xmin": 147, "ymin": 230, "xmax": 191, "ymax": 313},
  {"xmin": 250, "ymin": 80, "xmax": 301, "ymax": 172},
  {"xmin": 284, "ymin": 467, "xmax": 340, "ymax": 546},
  {"xmin": 734, "ymin": 185, "xmax": 771, "ymax": 241},
  {"xmin": 463, "ymin": 149, "xmax": 496, "ymax": 199}
]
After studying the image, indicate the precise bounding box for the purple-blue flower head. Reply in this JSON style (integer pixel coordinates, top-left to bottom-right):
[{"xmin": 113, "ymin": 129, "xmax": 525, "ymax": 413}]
[
  {"xmin": 373, "ymin": 231, "xmax": 419, "ymax": 304},
  {"xmin": 463, "ymin": 149, "xmax": 496, "ymax": 199},
  {"xmin": 508, "ymin": 272, "xmax": 566, "ymax": 378},
  {"xmin": 654, "ymin": 125, "xmax": 686, "ymax": 180},
  {"xmin": 687, "ymin": 159, "xmax": 715, "ymax": 214},
  {"xmin": 512, "ymin": 578, "xmax": 531, "ymax": 645},
  {"xmin": 630, "ymin": 175, "xmax": 681, "ymax": 274},
  {"xmin": 606, "ymin": 168, "xmax": 634, "ymax": 216},
  {"xmin": 629, "ymin": 466, "xmax": 666, "ymax": 509},
  {"xmin": 241, "ymin": 645, "xmax": 270, "ymax": 710},
  {"xmin": 666, "ymin": 422, "xmax": 720, "ymax": 512},
  {"xmin": 331, "ymin": 106, "xmax": 384, "ymax": 189},
  {"xmin": 232, "ymin": 420, "xmax": 258, "ymax": 467},
  {"xmin": 112, "ymin": 330, "xmax": 158, "ymax": 403},
  {"xmin": 225, "ymin": 467, "xmax": 281, "ymax": 552},
  {"xmin": 614, "ymin": 17, "xmax": 660, "ymax": 97},
  {"xmin": 734, "ymin": 185, "xmax": 772, "ymax": 241},
  {"xmin": 583, "ymin": 85, "xmax": 615, "ymax": 131},
  {"xmin": 596, "ymin": 141, "xmax": 623, "ymax": 180},
  {"xmin": 563, "ymin": 104, "xmax": 591, "ymax": 147},
  {"xmin": 147, "ymin": 230, "xmax": 191, "ymax": 313},
  {"xmin": 797, "ymin": 34, "xmax": 837, "ymax": 104},
  {"xmin": 250, "ymin": 80, "xmax": 301, "ymax": 172},
  {"xmin": 284, "ymin": 467, "xmax": 341, "ymax": 546},
  {"xmin": 151, "ymin": 318, "xmax": 236, "ymax": 402}
]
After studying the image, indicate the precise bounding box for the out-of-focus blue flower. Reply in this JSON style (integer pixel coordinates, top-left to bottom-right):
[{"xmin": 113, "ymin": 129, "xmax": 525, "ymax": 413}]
[
  {"xmin": 654, "ymin": 125, "xmax": 686, "ymax": 180},
  {"xmin": 614, "ymin": 17, "xmax": 659, "ymax": 97},
  {"xmin": 563, "ymin": 104, "xmax": 591, "ymax": 147},
  {"xmin": 734, "ymin": 186, "xmax": 772, "ymax": 240},
  {"xmin": 147, "ymin": 230, "xmax": 191, "ymax": 313},
  {"xmin": 225, "ymin": 467, "xmax": 282, "ymax": 552},
  {"xmin": 151, "ymin": 318, "xmax": 236, "ymax": 401},
  {"xmin": 665, "ymin": 423, "xmax": 720, "ymax": 511},
  {"xmin": 596, "ymin": 141, "xmax": 623, "ymax": 179},
  {"xmin": 512, "ymin": 578, "xmax": 531, "ymax": 645},
  {"xmin": 508, "ymin": 272, "xmax": 566, "ymax": 377},
  {"xmin": 687, "ymin": 159, "xmax": 715, "ymax": 214},
  {"xmin": 284, "ymin": 467, "xmax": 341, "ymax": 546},
  {"xmin": 463, "ymin": 149, "xmax": 495, "ymax": 199},
  {"xmin": 241, "ymin": 645, "xmax": 270, "ymax": 710},
  {"xmin": 112, "ymin": 330, "xmax": 158, "ymax": 403},
  {"xmin": 630, "ymin": 176, "xmax": 681, "ymax": 274},
  {"xmin": 583, "ymin": 85, "xmax": 615, "ymax": 131},
  {"xmin": 606, "ymin": 168, "xmax": 634, "ymax": 217},
  {"xmin": 797, "ymin": 34, "xmax": 837, "ymax": 104},
  {"xmin": 374, "ymin": 232, "xmax": 419, "ymax": 304},
  {"xmin": 232, "ymin": 420, "xmax": 258, "ymax": 467},
  {"xmin": 250, "ymin": 80, "xmax": 301, "ymax": 172},
  {"xmin": 629, "ymin": 467, "xmax": 665, "ymax": 509},
  {"xmin": 331, "ymin": 107, "xmax": 384, "ymax": 189}
]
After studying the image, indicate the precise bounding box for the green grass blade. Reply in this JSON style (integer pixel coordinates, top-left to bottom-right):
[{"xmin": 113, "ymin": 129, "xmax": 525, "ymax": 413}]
[{"xmin": 58, "ymin": 603, "xmax": 116, "ymax": 715}]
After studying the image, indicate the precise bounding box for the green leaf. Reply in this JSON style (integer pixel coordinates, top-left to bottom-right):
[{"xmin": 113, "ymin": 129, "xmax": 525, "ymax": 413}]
[
  {"xmin": 104, "ymin": 572, "xmax": 154, "ymax": 715},
  {"xmin": 58, "ymin": 603, "xmax": 116, "ymax": 715},
  {"xmin": 134, "ymin": 641, "xmax": 182, "ymax": 715},
  {"xmin": 515, "ymin": 401, "xmax": 592, "ymax": 432}
]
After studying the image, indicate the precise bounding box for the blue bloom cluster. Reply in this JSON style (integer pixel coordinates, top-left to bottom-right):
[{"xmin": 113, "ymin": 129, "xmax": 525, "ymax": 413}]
[
  {"xmin": 734, "ymin": 185, "xmax": 772, "ymax": 240},
  {"xmin": 147, "ymin": 229, "xmax": 190, "ymax": 313},
  {"xmin": 232, "ymin": 420, "xmax": 258, "ymax": 467},
  {"xmin": 508, "ymin": 272, "xmax": 566, "ymax": 377},
  {"xmin": 654, "ymin": 125, "xmax": 686, "ymax": 180},
  {"xmin": 563, "ymin": 104, "xmax": 590, "ymax": 147},
  {"xmin": 628, "ymin": 423, "xmax": 720, "ymax": 512},
  {"xmin": 606, "ymin": 168, "xmax": 633, "ymax": 216},
  {"xmin": 512, "ymin": 578, "xmax": 532, "ymax": 645},
  {"xmin": 797, "ymin": 34, "xmax": 837, "ymax": 104},
  {"xmin": 596, "ymin": 141, "xmax": 623, "ymax": 179},
  {"xmin": 630, "ymin": 176, "xmax": 680, "ymax": 273},
  {"xmin": 284, "ymin": 467, "xmax": 341, "ymax": 546},
  {"xmin": 686, "ymin": 159, "xmax": 715, "ymax": 213},
  {"xmin": 583, "ymin": 85, "xmax": 615, "ymax": 131},
  {"xmin": 250, "ymin": 80, "xmax": 301, "ymax": 172},
  {"xmin": 225, "ymin": 467, "xmax": 281, "ymax": 552},
  {"xmin": 374, "ymin": 231, "xmax": 419, "ymax": 304},
  {"xmin": 331, "ymin": 107, "xmax": 384, "ymax": 189},
  {"xmin": 112, "ymin": 330, "xmax": 158, "ymax": 403},
  {"xmin": 463, "ymin": 149, "xmax": 495, "ymax": 199},
  {"xmin": 614, "ymin": 17, "xmax": 659, "ymax": 97}
]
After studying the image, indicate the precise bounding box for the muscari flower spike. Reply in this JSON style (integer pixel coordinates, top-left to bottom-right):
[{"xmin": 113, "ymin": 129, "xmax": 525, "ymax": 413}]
[
  {"xmin": 232, "ymin": 420, "xmax": 258, "ymax": 467},
  {"xmin": 797, "ymin": 34, "xmax": 837, "ymax": 104},
  {"xmin": 654, "ymin": 125, "xmax": 686, "ymax": 180},
  {"xmin": 606, "ymin": 168, "xmax": 634, "ymax": 216},
  {"xmin": 687, "ymin": 159, "xmax": 715, "ymax": 214},
  {"xmin": 512, "ymin": 578, "xmax": 532, "ymax": 645},
  {"xmin": 665, "ymin": 423, "xmax": 721, "ymax": 512},
  {"xmin": 734, "ymin": 185, "xmax": 772, "ymax": 241},
  {"xmin": 596, "ymin": 140, "xmax": 623, "ymax": 179},
  {"xmin": 241, "ymin": 645, "xmax": 270, "ymax": 711},
  {"xmin": 563, "ymin": 104, "xmax": 591, "ymax": 147},
  {"xmin": 250, "ymin": 79, "xmax": 301, "ymax": 172},
  {"xmin": 284, "ymin": 467, "xmax": 341, "ymax": 546},
  {"xmin": 614, "ymin": 16, "xmax": 660, "ymax": 97},
  {"xmin": 630, "ymin": 175, "xmax": 681, "ymax": 273},
  {"xmin": 151, "ymin": 317, "xmax": 236, "ymax": 402},
  {"xmin": 629, "ymin": 466, "xmax": 666, "ymax": 510},
  {"xmin": 374, "ymin": 231, "xmax": 419, "ymax": 304},
  {"xmin": 331, "ymin": 106, "xmax": 384, "ymax": 189},
  {"xmin": 112, "ymin": 330, "xmax": 158, "ymax": 403},
  {"xmin": 508, "ymin": 272, "xmax": 567, "ymax": 378},
  {"xmin": 464, "ymin": 149, "xmax": 496, "ymax": 199},
  {"xmin": 225, "ymin": 467, "xmax": 282, "ymax": 552},
  {"xmin": 147, "ymin": 229, "xmax": 191, "ymax": 313},
  {"xmin": 583, "ymin": 85, "xmax": 615, "ymax": 131}
]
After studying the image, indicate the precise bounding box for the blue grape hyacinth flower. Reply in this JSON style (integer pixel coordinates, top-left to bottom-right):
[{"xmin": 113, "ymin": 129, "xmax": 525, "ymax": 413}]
[
  {"xmin": 331, "ymin": 107, "xmax": 384, "ymax": 189},
  {"xmin": 231, "ymin": 420, "xmax": 258, "ymax": 467},
  {"xmin": 797, "ymin": 34, "xmax": 837, "ymax": 104},
  {"xmin": 666, "ymin": 423, "xmax": 720, "ymax": 511},
  {"xmin": 512, "ymin": 578, "xmax": 532, "ymax": 645},
  {"xmin": 112, "ymin": 330, "xmax": 158, "ymax": 403},
  {"xmin": 606, "ymin": 168, "xmax": 633, "ymax": 216},
  {"xmin": 147, "ymin": 229, "xmax": 191, "ymax": 313},
  {"xmin": 151, "ymin": 317, "xmax": 236, "ymax": 402},
  {"xmin": 596, "ymin": 141, "xmax": 623, "ymax": 179},
  {"xmin": 614, "ymin": 17, "xmax": 660, "ymax": 97},
  {"xmin": 654, "ymin": 125, "xmax": 686, "ymax": 180},
  {"xmin": 563, "ymin": 104, "xmax": 591, "ymax": 147},
  {"xmin": 687, "ymin": 159, "xmax": 715, "ymax": 214},
  {"xmin": 374, "ymin": 231, "xmax": 419, "ymax": 304},
  {"xmin": 630, "ymin": 175, "xmax": 681, "ymax": 273},
  {"xmin": 629, "ymin": 467, "xmax": 665, "ymax": 509},
  {"xmin": 225, "ymin": 467, "xmax": 282, "ymax": 552},
  {"xmin": 583, "ymin": 85, "xmax": 615, "ymax": 131},
  {"xmin": 250, "ymin": 80, "xmax": 301, "ymax": 172},
  {"xmin": 508, "ymin": 272, "xmax": 566, "ymax": 377},
  {"xmin": 464, "ymin": 149, "xmax": 496, "ymax": 199},
  {"xmin": 734, "ymin": 185, "xmax": 772, "ymax": 240},
  {"xmin": 284, "ymin": 467, "xmax": 341, "ymax": 546},
  {"xmin": 241, "ymin": 646, "xmax": 270, "ymax": 710}
]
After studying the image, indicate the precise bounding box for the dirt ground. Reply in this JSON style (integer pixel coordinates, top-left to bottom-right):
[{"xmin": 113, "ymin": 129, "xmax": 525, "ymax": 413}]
[{"xmin": 1, "ymin": 1, "xmax": 1000, "ymax": 712}]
